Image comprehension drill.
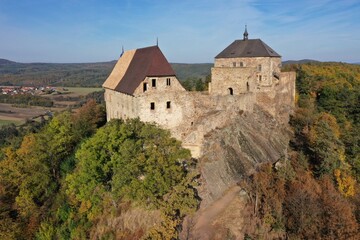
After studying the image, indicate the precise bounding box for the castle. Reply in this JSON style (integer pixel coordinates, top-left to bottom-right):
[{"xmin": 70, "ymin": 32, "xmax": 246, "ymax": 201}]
[{"xmin": 103, "ymin": 28, "xmax": 296, "ymax": 157}]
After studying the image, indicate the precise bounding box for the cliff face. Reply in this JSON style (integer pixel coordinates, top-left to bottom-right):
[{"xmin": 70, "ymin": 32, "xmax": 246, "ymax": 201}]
[
  {"xmin": 199, "ymin": 105, "xmax": 291, "ymax": 206},
  {"xmin": 182, "ymin": 105, "xmax": 292, "ymax": 239}
]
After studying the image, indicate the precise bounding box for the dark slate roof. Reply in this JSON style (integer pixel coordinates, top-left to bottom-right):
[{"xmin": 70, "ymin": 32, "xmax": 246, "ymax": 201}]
[
  {"xmin": 215, "ymin": 39, "xmax": 281, "ymax": 58},
  {"xmin": 114, "ymin": 46, "xmax": 175, "ymax": 95}
]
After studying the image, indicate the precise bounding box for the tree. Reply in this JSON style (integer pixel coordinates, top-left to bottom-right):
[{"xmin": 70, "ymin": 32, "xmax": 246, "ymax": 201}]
[{"xmin": 65, "ymin": 119, "xmax": 198, "ymax": 238}]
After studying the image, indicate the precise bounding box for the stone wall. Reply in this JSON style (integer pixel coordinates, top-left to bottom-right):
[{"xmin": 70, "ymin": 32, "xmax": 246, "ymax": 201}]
[
  {"xmin": 133, "ymin": 76, "xmax": 185, "ymax": 96},
  {"xmin": 104, "ymin": 55, "xmax": 295, "ymax": 158},
  {"xmin": 105, "ymin": 86, "xmax": 256, "ymax": 157},
  {"xmin": 104, "ymin": 89, "xmax": 138, "ymax": 121},
  {"xmin": 210, "ymin": 57, "xmax": 282, "ymax": 95},
  {"xmin": 210, "ymin": 67, "xmax": 256, "ymax": 95}
]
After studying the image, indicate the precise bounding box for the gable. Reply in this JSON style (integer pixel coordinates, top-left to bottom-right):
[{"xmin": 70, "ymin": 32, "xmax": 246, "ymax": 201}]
[{"xmin": 103, "ymin": 46, "xmax": 176, "ymax": 95}]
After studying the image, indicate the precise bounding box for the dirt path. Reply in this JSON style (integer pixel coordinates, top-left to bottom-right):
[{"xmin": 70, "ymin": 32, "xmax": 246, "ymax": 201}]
[{"xmin": 191, "ymin": 185, "xmax": 243, "ymax": 239}]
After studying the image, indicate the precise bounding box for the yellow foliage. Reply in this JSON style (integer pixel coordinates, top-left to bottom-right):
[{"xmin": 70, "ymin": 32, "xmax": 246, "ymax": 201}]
[
  {"xmin": 317, "ymin": 113, "xmax": 340, "ymax": 138},
  {"xmin": 79, "ymin": 200, "xmax": 92, "ymax": 214},
  {"xmin": 145, "ymin": 214, "xmax": 180, "ymax": 240},
  {"xmin": 334, "ymin": 169, "xmax": 356, "ymax": 197}
]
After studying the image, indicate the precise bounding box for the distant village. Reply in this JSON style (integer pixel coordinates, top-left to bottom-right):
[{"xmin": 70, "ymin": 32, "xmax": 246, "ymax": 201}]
[{"xmin": 0, "ymin": 86, "xmax": 67, "ymax": 96}]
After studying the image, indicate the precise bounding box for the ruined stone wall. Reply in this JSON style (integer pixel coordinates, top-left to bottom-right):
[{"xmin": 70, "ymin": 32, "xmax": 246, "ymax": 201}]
[
  {"xmin": 105, "ymin": 86, "xmax": 256, "ymax": 157},
  {"xmin": 210, "ymin": 67, "xmax": 256, "ymax": 95},
  {"xmin": 210, "ymin": 57, "xmax": 282, "ymax": 95},
  {"xmin": 255, "ymin": 71, "xmax": 296, "ymax": 122},
  {"xmin": 133, "ymin": 76, "xmax": 185, "ymax": 96},
  {"xmin": 137, "ymin": 91, "xmax": 193, "ymax": 129},
  {"xmin": 104, "ymin": 65, "xmax": 295, "ymax": 157},
  {"xmin": 104, "ymin": 89, "xmax": 138, "ymax": 121}
]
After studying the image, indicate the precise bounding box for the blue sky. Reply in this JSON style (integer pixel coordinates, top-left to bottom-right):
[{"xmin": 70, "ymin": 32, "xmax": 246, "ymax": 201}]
[{"xmin": 0, "ymin": 0, "xmax": 359, "ymax": 63}]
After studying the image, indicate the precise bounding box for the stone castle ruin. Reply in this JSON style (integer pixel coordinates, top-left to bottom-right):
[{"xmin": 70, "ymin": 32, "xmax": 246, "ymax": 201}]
[{"xmin": 103, "ymin": 29, "xmax": 296, "ymax": 157}]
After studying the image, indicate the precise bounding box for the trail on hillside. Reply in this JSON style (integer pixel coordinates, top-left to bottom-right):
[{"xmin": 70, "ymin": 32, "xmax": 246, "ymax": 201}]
[{"xmin": 190, "ymin": 185, "xmax": 245, "ymax": 239}]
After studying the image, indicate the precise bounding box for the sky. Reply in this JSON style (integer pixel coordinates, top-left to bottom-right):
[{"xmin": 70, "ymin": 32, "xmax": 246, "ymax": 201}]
[{"xmin": 0, "ymin": 0, "xmax": 359, "ymax": 63}]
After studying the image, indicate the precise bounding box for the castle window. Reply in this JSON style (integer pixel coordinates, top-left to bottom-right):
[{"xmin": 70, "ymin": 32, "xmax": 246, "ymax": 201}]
[
  {"xmin": 240, "ymin": 62, "xmax": 244, "ymax": 67},
  {"xmin": 166, "ymin": 101, "xmax": 171, "ymax": 109},
  {"xmin": 228, "ymin": 88, "xmax": 233, "ymax": 95},
  {"xmin": 143, "ymin": 83, "xmax": 148, "ymax": 92},
  {"xmin": 152, "ymin": 79, "xmax": 156, "ymax": 87},
  {"xmin": 259, "ymin": 75, "xmax": 262, "ymax": 81},
  {"xmin": 247, "ymin": 82, "xmax": 250, "ymax": 91},
  {"xmin": 233, "ymin": 62, "xmax": 236, "ymax": 67},
  {"xmin": 150, "ymin": 102, "xmax": 155, "ymax": 110},
  {"xmin": 166, "ymin": 78, "xmax": 171, "ymax": 86},
  {"xmin": 257, "ymin": 65, "xmax": 262, "ymax": 71}
]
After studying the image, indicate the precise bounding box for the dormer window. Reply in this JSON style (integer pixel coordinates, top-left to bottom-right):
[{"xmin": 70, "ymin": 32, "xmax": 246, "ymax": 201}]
[
  {"xmin": 166, "ymin": 78, "xmax": 171, "ymax": 86},
  {"xmin": 152, "ymin": 79, "xmax": 156, "ymax": 88}
]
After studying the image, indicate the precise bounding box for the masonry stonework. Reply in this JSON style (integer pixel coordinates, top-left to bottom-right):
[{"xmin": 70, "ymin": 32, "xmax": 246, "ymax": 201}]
[{"xmin": 103, "ymin": 33, "xmax": 296, "ymax": 157}]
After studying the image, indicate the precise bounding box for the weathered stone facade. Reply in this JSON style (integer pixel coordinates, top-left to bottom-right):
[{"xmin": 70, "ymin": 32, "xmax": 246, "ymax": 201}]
[{"xmin": 103, "ymin": 36, "xmax": 295, "ymax": 157}]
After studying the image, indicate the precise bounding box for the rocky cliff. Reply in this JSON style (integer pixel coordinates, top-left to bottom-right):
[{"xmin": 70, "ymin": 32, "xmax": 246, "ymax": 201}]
[{"xmin": 181, "ymin": 105, "xmax": 292, "ymax": 239}]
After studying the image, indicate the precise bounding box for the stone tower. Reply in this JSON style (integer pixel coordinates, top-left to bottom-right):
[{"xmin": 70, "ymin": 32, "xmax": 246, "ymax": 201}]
[{"xmin": 209, "ymin": 26, "xmax": 282, "ymax": 95}]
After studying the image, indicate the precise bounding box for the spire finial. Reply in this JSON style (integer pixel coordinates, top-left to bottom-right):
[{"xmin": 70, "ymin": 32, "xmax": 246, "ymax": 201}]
[
  {"xmin": 243, "ymin": 25, "xmax": 248, "ymax": 40},
  {"xmin": 156, "ymin": 37, "xmax": 158, "ymax": 46},
  {"xmin": 120, "ymin": 45, "xmax": 124, "ymax": 57}
]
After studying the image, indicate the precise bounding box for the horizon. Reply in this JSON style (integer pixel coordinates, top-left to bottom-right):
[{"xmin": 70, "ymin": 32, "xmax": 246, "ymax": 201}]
[
  {"xmin": 1, "ymin": 0, "xmax": 360, "ymax": 64},
  {"xmin": 1, "ymin": 58, "xmax": 359, "ymax": 65}
]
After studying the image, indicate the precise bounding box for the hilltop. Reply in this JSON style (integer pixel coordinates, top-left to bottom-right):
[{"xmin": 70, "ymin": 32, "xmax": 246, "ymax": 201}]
[
  {"xmin": 0, "ymin": 59, "xmax": 212, "ymax": 87},
  {"xmin": 2, "ymin": 58, "xmax": 347, "ymax": 88},
  {"xmin": 0, "ymin": 61, "xmax": 359, "ymax": 239}
]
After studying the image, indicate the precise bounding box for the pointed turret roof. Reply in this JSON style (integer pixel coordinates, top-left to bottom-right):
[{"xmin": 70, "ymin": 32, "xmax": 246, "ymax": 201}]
[
  {"xmin": 103, "ymin": 45, "xmax": 176, "ymax": 95},
  {"xmin": 243, "ymin": 25, "xmax": 248, "ymax": 40}
]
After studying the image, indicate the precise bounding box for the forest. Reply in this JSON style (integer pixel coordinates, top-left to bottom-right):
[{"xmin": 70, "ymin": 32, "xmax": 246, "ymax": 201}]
[
  {"xmin": 0, "ymin": 62, "xmax": 359, "ymax": 239},
  {"xmin": 0, "ymin": 59, "xmax": 211, "ymax": 87},
  {"xmin": 240, "ymin": 62, "xmax": 360, "ymax": 239}
]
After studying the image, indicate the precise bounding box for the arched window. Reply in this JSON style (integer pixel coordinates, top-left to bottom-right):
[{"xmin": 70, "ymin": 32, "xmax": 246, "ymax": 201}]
[{"xmin": 228, "ymin": 87, "xmax": 233, "ymax": 95}]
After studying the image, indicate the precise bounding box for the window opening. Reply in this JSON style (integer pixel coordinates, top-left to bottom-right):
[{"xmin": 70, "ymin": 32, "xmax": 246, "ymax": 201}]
[
  {"xmin": 228, "ymin": 87, "xmax": 233, "ymax": 95},
  {"xmin": 166, "ymin": 101, "xmax": 171, "ymax": 109},
  {"xmin": 150, "ymin": 102, "xmax": 155, "ymax": 110},
  {"xmin": 257, "ymin": 65, "xmax": 262, "ymax": 71},
  {"xmin": 166, "ymin": 78, "xmax": 171, "ymax": 86},
  {"xmin": 233, "ymin": 62, "xmax": 236, "ymax": 67},
  {"xmin": 247, "ymin": 82, "xmax": 250, "ymax": 91},
  {"xmin": 143, "ymin": 82, "xmax": 148, "ymax": 92},
  {"xmin": 152, "ymin": 79, "xmax": 156, "ymax": 87},
  {"xmin": 240, "ymin": 62, "xmax": 244, "ymax": 67}
]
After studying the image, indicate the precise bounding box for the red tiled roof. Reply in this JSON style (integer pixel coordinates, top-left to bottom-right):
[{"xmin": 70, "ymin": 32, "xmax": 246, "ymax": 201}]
[{"xmin": 105, "ymin": 45, "xmax": 175, "ymax": 95}]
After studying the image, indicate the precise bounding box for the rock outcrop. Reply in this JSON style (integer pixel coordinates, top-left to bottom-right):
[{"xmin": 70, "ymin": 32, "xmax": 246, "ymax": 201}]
[{"xmin": 181, "ymin": 105, "xmax": 292, "ymax": 239}]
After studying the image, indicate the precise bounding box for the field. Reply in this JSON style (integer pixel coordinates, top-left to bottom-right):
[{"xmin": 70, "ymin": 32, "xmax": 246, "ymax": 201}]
[{"xmin": 0, "ymin": 87, "xmax": 102, "ymax": 126}]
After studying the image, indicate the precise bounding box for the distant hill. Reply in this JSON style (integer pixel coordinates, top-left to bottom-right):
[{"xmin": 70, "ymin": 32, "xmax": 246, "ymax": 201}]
[
  {"xmin": 282, "ymin": 59, "xmax": 319, "ymax": 65},
  {"xmin": 2, "ymin": 58, "xmax": 358, "ymax": 87},
  {"xmin": 0, "ymin": 59, "xmax": 16, "ymax": 65},
  {"xmin": 0, "ymin": 60, "xmax": 116, "ymax": 87},
  {"xmin": 0, "ymin": 59, "xmax": 212, "ymax": 87},
  {"xmin": 171, "ymin": 63, "xmax": 212, "ymax": 80}
]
